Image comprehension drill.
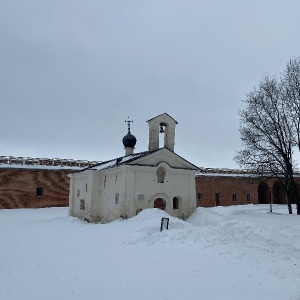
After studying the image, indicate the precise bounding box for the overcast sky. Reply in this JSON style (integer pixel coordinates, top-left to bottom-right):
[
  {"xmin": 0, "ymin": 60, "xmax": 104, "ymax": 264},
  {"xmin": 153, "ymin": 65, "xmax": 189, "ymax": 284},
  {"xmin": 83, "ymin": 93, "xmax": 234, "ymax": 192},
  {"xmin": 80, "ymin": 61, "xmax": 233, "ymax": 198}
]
[{"xmin": 1, "ymin": 0, "xmax": 300, "ymax": 169}]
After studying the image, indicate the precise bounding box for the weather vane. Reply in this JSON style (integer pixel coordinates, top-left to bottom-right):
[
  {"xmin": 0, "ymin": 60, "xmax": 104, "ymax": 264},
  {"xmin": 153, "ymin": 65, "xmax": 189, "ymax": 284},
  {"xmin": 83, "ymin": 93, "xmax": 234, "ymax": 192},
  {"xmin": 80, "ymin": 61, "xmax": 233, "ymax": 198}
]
[{"xmin": 125, "ymin": 116, "xmax": 133, "ymax": 132}]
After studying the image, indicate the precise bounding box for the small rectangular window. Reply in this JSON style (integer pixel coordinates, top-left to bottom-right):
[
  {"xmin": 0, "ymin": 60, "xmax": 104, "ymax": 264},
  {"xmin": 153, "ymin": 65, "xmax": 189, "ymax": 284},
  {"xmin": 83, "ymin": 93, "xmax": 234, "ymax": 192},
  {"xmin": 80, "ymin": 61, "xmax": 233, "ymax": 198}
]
[
  {"xmin": 138, "ymin": 194, "xmax": 144, "ymax": 201},
  {"xmin": 197, "ymin": 193, "xmax": 203, "ymax": 200},
  {"xmin": 80, "ymin": 199, "xmax": 85, "ymax": 210},
  {"xmin": 247, "ymin": 193, "xmax": 251, "ymax": 202},
  {"xmin": 115, "ymin": 193, "xmax": 119, "ymax": 204},
  {"xmin": 232, "ymin": 193, "xmax": 237, "ymax": 202},
  {"xmin": 215, "ymin": 193, "xmax": 220, "ymax": 206},
  {"xmin": 36, "ymin": 187, "xmax": 43, "ymax": 197},
  {"xmin": 77, "ymin": 189, "xmax": 80, "ymax": 197},
  {"xmin": 85, "ymin": 183, "xmax": 88, "ymax": 192}
]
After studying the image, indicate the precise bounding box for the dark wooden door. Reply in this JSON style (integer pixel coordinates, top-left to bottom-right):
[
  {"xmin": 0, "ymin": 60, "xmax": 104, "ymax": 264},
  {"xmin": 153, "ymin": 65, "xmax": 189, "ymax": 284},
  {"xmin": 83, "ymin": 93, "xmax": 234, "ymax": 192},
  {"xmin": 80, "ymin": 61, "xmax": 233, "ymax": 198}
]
[{"xmin": 154, "ymin": 198, "xmax": 165, "ymax": 210}]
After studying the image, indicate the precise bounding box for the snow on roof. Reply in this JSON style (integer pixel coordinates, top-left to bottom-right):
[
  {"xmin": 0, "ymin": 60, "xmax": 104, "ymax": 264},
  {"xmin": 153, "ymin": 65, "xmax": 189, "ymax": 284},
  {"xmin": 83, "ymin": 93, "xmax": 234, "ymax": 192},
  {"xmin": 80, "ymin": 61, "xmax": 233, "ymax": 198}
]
[{"xmin": 82, "ymin": 151, "xmax": 156, "ymax": 172}]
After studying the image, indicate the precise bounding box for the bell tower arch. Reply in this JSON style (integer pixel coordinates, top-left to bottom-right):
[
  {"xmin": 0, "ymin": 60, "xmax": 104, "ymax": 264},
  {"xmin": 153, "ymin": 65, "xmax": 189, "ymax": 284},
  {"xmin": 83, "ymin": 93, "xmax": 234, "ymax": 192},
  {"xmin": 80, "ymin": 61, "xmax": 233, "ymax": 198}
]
[{"xmin": 147, "ymin": 113, "xmax": 178, "ymax": 152}]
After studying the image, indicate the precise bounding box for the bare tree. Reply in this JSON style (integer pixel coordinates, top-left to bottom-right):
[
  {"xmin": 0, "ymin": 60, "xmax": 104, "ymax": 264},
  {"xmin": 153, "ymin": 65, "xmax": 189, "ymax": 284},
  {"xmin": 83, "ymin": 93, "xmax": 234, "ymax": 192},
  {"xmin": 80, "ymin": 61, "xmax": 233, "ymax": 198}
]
[
  {"xmin": 283, "ymin": 58, "xmax": 300, "ymax": 151},
  {"xmin": 282, "ymin": 58, "xmax": 300, "ymax": 214},
  {"xmin": 235, "ymin": 72, "xmax": 300, "ymax": 214}
]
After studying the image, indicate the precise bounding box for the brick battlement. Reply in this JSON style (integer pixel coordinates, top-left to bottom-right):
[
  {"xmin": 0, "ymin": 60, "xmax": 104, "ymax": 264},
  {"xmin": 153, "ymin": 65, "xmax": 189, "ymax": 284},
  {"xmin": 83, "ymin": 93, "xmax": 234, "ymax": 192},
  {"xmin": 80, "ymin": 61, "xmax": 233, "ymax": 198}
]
[
  {"xmin": 0, "ymin": 156, "xmax": 101, "ymax": 168},
  {"xmin": 197, "ymin": 167, "xmax": 254, "ymax": 175}
]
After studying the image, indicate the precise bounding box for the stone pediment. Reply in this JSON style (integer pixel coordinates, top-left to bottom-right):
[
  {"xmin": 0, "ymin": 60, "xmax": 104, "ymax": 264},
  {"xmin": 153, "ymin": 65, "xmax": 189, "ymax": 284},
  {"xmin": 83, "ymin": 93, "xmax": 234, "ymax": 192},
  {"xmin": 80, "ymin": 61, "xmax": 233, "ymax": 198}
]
[{"xmin": 128, "ymin": 148, "xmax": 198, "ymax": 170}]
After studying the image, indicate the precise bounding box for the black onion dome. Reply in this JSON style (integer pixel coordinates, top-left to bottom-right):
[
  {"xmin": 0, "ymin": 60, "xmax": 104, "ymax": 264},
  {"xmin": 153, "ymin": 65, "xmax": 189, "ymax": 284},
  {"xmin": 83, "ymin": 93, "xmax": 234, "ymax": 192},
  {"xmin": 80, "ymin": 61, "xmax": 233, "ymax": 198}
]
[{"xmin": 122, "ymin": 131, "xmax": 137, "ymax": 148}]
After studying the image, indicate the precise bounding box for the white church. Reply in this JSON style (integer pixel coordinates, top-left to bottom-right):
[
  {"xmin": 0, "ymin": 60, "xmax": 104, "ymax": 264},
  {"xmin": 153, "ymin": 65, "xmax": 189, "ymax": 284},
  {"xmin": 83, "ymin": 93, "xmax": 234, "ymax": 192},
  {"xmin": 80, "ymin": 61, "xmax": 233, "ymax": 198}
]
[{"xmin": 68, "ymin": 113, "xmax": 198, "ymax": 222}]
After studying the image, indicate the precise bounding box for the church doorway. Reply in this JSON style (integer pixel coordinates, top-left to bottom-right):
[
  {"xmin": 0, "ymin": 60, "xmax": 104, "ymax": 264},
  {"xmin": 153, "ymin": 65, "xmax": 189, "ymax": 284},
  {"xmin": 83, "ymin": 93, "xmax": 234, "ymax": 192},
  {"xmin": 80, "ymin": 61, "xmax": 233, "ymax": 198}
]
[{"xmin": 154, "ymin": 198, "xmax": 166, "ymax": 210}]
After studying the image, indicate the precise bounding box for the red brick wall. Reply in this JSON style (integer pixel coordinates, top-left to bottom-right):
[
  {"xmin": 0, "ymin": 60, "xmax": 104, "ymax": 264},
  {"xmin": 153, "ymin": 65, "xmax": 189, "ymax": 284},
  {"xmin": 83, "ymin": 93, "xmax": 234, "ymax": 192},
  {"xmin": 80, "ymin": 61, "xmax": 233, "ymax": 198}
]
[
  {"xmin": 196, "ymin": 175, "xmax": 300, "ymax": 207},
  {"xmin": 196, "ymin": 175, "xmax": 260, "ymax": 207},
  {"xmin": 0, "ymin": 169, "xmax": 70, "ymax": 209}
]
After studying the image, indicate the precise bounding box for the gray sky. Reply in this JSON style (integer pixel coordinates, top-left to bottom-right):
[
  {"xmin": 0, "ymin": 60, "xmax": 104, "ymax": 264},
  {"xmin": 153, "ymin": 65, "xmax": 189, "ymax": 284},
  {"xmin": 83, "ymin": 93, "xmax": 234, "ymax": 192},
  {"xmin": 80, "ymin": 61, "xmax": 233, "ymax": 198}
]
[{"xmin": 1, "ymin": 0, "xmax": 300, "ymax": 169}]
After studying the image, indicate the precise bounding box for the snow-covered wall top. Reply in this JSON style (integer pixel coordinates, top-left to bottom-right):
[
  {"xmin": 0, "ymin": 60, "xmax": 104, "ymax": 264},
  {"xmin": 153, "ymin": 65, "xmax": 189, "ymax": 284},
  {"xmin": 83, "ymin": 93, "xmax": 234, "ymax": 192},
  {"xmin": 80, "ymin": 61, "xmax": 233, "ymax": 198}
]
[
  {"xmin": 196, "ymin": 167, "xmax": 300, "ymax": 178},
  {"xmin": 196, "ymin": 167, "xmax": 258, "ymax": 177},
  {"xmin": 0, "ymin": 156, "xmax": 101, "ymax": 170}
]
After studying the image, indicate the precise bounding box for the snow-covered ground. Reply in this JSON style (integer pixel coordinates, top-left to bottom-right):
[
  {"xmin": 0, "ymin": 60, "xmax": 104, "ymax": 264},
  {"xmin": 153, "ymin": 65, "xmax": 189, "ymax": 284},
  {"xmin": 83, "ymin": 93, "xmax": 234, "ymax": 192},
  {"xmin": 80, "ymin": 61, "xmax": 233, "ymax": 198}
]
[{"xmin": 1, "ymin": 204, "xmax": 300, "ymax": 300}]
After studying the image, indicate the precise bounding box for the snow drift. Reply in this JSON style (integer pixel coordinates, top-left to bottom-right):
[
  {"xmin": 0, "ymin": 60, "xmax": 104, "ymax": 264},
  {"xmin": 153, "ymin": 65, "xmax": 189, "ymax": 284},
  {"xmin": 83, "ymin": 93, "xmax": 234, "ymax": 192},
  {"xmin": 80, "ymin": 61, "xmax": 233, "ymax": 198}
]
[{"xmin": 0, "ymin": 204, "xmax": 299, "ymax": 299}]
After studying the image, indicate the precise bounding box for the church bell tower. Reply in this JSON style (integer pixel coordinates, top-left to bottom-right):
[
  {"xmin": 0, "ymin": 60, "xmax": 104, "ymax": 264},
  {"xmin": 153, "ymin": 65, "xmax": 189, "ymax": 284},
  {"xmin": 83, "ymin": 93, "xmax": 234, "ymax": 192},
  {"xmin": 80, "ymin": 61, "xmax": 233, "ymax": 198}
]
[{"xmin": 147, "ymin": 113, "xmax": 178, "ymax": 152}]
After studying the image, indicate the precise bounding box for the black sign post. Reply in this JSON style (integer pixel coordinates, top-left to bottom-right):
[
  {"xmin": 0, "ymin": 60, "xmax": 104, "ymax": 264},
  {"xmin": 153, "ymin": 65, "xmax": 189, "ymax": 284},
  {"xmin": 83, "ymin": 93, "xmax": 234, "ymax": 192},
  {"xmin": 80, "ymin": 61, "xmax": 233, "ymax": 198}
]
[{"xmin": 160, "ymin": 217, "xmax": 169, "ymax": 232}]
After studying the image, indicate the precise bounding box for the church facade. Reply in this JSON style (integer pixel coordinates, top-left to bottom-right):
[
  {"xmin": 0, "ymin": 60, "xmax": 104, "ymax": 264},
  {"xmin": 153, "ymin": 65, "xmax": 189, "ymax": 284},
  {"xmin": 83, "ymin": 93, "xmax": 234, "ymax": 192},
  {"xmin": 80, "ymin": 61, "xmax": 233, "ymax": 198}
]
[{"xmin": 68, "ymin": 113, "xmax": 198, "ymax": 222}]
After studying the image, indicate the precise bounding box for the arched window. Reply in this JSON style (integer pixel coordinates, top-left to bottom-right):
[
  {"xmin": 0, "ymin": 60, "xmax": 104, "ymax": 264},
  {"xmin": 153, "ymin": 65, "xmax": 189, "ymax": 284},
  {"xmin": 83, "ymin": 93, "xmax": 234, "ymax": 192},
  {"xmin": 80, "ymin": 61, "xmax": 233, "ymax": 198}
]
[
  {"xmin": 173, "ymin": 197, "xmax": 181, "ymax": 209},
  {"xmin": 156, "ymin": 167, "xmax": 166, "ymax": 183}
]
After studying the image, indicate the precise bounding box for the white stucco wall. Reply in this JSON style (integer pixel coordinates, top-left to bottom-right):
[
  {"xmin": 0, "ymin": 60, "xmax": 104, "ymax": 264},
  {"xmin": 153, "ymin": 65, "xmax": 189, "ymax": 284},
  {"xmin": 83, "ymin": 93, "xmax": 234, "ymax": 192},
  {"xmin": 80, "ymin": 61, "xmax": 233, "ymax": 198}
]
[
  {"xmin": 90, "ymin": 167, "xmax": 128, "ymax": 222},
  {"xmin": 69, "ymin": 171, "xmax": 93, "ymax": 220},
  {"xmin": 132, "ymin": 162, "xmax": 196, "ymax": 219},
  {"xmin": 132, "ymin": 149, "xmax": 195, "ymax": 170}
]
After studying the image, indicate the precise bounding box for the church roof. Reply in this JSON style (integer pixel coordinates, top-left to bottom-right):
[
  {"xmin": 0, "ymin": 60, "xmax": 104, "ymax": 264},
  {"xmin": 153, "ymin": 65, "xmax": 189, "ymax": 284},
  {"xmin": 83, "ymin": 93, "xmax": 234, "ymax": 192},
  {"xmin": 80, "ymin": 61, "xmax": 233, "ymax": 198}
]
[
  {"xmin": 146, "ymin": 112, "xmax": 178, "ymax": 124},
  {"xmin": 76, "ymin": 148, "xmax": 198, "ymax": 173},
  {"xmin": 78, "ymin": 150, "xmax": 159, "ymax": 172}
]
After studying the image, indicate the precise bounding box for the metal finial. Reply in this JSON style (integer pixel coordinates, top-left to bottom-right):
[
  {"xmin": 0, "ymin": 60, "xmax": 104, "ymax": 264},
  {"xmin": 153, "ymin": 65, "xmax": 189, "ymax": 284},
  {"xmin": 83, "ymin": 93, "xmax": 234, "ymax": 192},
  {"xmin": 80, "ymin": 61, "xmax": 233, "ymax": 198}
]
[{"xmin": 125, "ymin": 116, "xmax": 133, "ymax": 132}]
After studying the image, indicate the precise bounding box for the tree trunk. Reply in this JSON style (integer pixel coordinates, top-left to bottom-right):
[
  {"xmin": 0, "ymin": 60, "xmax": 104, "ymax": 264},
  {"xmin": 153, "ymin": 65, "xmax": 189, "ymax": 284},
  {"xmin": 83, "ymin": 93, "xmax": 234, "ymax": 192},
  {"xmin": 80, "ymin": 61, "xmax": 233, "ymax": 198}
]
[
  {"xmin": 290, "ymin": 178, "xmax": 300, "ymax": 215},
  {"xmin": 285, "ymin": 160, "xmax": 300, "ymax": 215},
  {"xmin": 286, "ymin": 188, "xmax": 293, "ymax": 214}
]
